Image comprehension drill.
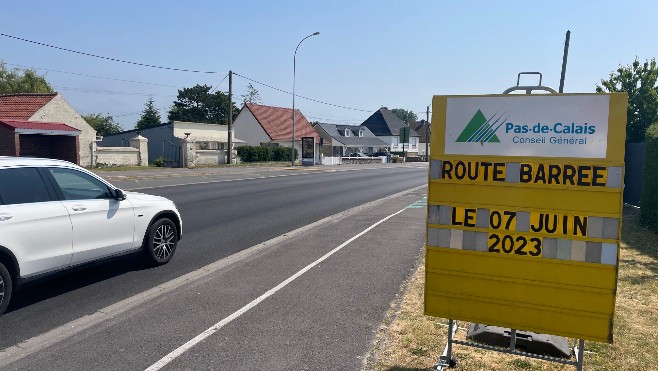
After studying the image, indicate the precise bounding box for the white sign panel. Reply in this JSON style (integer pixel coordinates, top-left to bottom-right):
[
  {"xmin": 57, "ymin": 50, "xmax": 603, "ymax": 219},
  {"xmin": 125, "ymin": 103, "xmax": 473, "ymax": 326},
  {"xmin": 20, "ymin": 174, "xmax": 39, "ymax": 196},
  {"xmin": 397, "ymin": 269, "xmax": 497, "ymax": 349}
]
[{"xmin": 444, "ymin": 95, "xmax": 610, "ymax": 158}]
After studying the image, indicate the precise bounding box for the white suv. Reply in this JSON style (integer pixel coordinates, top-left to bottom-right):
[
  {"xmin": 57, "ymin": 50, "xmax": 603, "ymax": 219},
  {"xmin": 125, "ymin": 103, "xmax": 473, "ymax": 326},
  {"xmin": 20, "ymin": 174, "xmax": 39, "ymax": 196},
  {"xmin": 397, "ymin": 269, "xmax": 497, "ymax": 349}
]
[{"xmin": 0, "ymin": 157, "xmax": 182, "ymax": 316}]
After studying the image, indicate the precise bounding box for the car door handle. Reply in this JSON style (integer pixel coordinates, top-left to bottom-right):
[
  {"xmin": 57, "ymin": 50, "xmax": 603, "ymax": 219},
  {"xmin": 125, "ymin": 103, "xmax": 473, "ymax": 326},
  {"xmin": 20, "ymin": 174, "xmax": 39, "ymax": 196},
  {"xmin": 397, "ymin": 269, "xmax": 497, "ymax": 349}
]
[
  {"xmin": 72, "ymin": 206, "xmax": 87, "ymax": 212},
  {"xmin": 0, "ymin": 215, "xmax": 13, "ymax": 221}
]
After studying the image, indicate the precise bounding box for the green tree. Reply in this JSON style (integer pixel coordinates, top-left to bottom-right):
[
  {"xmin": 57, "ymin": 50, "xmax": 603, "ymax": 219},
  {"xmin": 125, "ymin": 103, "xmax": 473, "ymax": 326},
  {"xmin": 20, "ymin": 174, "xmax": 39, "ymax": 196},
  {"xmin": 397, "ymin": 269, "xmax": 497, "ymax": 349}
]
[
  {"xmin": 82, "ymin": 113, "xmax": 122, "ymax": 136},
  {"xmin": 391, "ymin": 108, "xmax": 418, "ymax": 123},
  {"xmin": 596, "ymin": 58, "xmax": 658, "ymax": 143},
  {"xmin": 0, "ymin": 61, "xmax": 54, "ymax": 94},
  {"xmin": 241, "ymin": 83, "xmax": 261, "ymax": 105},
  {"xmin": 168, "ymin": 84, "xmax": 239, "ymax": 125},
  {"xmin": 135, "ymin": 97, "xmax": 162, "ymax": 130}
]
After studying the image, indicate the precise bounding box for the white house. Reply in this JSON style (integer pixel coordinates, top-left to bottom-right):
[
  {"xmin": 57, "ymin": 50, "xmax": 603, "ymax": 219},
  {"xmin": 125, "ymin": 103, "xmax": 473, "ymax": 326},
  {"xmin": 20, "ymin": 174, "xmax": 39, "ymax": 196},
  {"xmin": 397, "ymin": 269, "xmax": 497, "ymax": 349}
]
[{"xmin": 233, "ymin": 103, "xmax": 320, "ymax": 164}]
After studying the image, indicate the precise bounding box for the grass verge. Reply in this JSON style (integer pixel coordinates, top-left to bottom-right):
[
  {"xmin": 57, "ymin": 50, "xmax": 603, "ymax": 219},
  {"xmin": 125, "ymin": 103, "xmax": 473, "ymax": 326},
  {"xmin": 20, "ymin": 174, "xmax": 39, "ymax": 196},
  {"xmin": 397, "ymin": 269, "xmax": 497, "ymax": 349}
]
[{"xmin": 367, "ymin": 207, "xmax": 658, "ymax": 371}]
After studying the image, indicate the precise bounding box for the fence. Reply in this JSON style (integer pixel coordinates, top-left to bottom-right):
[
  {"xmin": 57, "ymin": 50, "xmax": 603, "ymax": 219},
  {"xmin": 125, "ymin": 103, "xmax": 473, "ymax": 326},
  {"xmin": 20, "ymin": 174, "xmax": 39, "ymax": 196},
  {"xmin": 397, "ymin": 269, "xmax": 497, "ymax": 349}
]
[
  {"xmin": 92, "ymin": 137, "xmax": 147, "ymax": 167},
  {"xmin": 624, "ymin": 142, "xmax": 646, "ymax": 206},
  {"xmin": 196, "ymin": 149, "xmax": 227, "ymax": 165},
  {"xmin": 93, "ymin": 147, "xmax": 140, "ymax": 167}
]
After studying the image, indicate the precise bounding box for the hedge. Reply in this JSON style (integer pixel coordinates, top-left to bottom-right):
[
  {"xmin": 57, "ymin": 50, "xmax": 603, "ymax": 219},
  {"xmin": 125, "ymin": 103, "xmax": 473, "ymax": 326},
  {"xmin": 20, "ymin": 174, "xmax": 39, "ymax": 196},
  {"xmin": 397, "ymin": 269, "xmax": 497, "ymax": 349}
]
[
  {"xmin": 640, "ymin": 122, "xmax": 658, "ymax": 232},
  {"xmin": 236, "ymin": 146, "xmax": 298, "ymax": 162}
]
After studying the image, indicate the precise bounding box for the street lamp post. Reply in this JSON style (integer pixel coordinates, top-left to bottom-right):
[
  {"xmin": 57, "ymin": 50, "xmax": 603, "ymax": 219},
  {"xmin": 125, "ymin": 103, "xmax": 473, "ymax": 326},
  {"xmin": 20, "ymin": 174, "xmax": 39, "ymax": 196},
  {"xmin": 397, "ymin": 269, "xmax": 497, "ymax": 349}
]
[{"xmin": 291, "ymin": 31, "xmax": 320, "ymax": 166}]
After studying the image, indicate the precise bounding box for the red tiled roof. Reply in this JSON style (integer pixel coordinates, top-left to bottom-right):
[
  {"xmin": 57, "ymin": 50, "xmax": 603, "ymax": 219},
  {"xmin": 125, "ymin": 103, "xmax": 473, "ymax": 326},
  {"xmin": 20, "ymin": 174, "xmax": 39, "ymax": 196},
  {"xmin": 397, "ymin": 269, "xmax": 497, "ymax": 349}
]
[
  {"xmin": 0, "ymin": 93, "xmax": 57, "ymax": 120},
  {"xmin": 246, "ymin": 103, "xmax": 319, "ymax": 141},
  {"xmin": 0, "ymin": 119, "xmax": 80, "ymax": 132}
]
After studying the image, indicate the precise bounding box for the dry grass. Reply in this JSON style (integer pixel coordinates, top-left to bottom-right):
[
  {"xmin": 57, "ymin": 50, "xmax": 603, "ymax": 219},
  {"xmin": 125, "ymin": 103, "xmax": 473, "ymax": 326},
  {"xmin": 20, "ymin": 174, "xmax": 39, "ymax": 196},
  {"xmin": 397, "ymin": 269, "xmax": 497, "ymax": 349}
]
[{"xmin": 367, "ymin": 208, "xmax": 658, "ymax": 371}]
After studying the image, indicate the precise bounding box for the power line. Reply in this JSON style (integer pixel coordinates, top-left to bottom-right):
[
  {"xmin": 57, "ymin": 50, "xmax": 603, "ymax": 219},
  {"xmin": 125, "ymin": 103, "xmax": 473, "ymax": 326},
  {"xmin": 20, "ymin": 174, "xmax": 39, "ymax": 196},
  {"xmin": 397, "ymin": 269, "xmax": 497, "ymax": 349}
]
[
  {"xmin": 233, "ymin": 72, "xmax": 372, "ymax": 112},
  {"xmin": 54, "ymin": 86, "xmax": 176, "ymax": 97},
  {"xmin": 1, "ymin": 33, "xmax": 376, "ymax": 115},
  {"xmin": 113, "ymin": 106, "xmax": 170, "ymax": 118},
  {"xmin": 209, "ymin": 73, "xmax": 229, "ymax": 93},
  {"xmin": 5, "ymin": 62, "xmax": 180, "ymax": 88},
  {"xmin": 0, "ymin": 33, "xmax": 222, "ymax": 73},
  {"xmin": 305, "ymin": 115, "xmax": 363, "ymax": 125}
]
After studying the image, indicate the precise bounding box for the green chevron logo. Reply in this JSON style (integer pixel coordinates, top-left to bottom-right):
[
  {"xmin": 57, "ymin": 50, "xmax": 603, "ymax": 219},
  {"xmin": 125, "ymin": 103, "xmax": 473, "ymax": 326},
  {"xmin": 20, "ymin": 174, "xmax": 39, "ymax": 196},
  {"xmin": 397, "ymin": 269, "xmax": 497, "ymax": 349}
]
[{"xmin": 456, "ymin": 109, "xmax": 506, "ymax": 143}]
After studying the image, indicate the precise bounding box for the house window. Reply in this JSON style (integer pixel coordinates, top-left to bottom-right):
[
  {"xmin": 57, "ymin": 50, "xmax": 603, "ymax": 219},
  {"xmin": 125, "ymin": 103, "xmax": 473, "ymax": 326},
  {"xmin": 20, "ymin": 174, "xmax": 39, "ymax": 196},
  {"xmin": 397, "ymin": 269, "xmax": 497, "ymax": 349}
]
[
  {"xmin": 359, "ymin": 130, "xmax": 364, "ymax": 137},
  {"xmin": 344, "ymin": 129, "xmax": 350, "ymax": 137},
  {"xmin": 411, "ymin": 138, "xmax": 417, "ymax": 149}
]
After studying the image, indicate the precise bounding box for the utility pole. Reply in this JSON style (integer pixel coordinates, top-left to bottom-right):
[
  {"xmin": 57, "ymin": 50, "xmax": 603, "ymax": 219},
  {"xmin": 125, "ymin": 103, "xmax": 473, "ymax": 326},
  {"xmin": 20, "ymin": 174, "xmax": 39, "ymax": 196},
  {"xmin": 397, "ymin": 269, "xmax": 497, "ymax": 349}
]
[
  {"xmin": 228, "ymin": 70, "xmax": 233, "ymax": 164},
  {"xmin": 559, "ymin": 30, "xmax": 570, "ymax": 93},
  {"xmin": 426, "ymin": 105, "xmax": 430, "ymax": 162},
  {"xmin": 403, "ymin": 122, "xmax": 407, "ymax": 162}
]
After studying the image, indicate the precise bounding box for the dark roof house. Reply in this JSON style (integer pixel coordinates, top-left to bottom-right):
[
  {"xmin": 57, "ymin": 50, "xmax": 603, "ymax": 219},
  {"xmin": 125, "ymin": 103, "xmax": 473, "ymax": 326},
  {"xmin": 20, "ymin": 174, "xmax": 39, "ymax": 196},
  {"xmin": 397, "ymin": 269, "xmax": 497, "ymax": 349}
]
[
  {"xmin": 409, "ymin": 120, "xmax": 430, "ymax": 144},
  {"xmin": 314, "ymin": 123, "xmax": 387, "ymax": 148},
  {"xmin": 360, "ymin": 107, "xmax": 419, "ymax": 138}
]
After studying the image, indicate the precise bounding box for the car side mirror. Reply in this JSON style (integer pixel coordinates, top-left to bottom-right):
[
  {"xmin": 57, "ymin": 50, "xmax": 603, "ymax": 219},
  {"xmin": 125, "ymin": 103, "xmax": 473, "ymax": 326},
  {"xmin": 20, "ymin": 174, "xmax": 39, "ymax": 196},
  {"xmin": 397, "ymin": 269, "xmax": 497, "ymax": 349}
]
[{"xmin": 114, "ymin": 189, "xmax": 127, "ymax": 201}]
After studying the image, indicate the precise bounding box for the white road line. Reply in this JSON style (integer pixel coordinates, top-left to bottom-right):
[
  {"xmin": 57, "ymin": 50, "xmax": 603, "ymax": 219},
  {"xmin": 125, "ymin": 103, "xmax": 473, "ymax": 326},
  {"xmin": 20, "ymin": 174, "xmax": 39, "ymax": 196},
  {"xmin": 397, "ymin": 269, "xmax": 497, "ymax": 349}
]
[
  {"xmin": 111, "ymin": 165, "xmax": 415, "ymax": 191},
  {"xmin": 123, "ymin": 173, "xmax": 304, "ymax": 191},
  {"xmin": 144, "ymin": 205, "xmax": 409, "ymax": 371},
  {"xmin": 0, "ymin": 185, "xmax": 425, "ymax": 369}
]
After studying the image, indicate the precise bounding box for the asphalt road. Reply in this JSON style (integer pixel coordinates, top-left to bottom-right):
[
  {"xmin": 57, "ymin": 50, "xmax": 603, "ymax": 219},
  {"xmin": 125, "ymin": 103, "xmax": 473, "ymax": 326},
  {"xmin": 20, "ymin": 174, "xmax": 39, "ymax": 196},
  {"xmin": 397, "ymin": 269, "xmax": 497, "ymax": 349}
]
[{"xmin": 0, "ymin": 164, "xmax": 428, "ymax": 370}]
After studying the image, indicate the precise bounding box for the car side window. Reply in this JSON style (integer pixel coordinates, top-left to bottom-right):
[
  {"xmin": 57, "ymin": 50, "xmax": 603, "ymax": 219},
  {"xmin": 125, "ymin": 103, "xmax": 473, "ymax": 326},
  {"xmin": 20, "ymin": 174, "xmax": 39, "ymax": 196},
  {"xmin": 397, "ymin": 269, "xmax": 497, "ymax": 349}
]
[
  {"xmin": 0, "ymin": 167, "xmax": 53, "ymax": 205},
  {"xmin": 47, "ymin": 167, "xmax": 112, "ymax": 200}
]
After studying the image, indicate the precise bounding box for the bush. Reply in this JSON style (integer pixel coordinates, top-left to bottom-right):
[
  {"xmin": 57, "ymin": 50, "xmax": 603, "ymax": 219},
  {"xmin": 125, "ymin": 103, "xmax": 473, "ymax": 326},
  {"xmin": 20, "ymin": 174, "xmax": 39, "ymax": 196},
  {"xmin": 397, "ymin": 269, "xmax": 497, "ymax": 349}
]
[
  {"xmin": 639, "ymin": 122, "xmax": 658, "ymax": 232},
  {"xmin": 152, "ymin": 156, "xmax": 164, "ymax": 167},
  {"xmin": 236, "ymin": 146, "xmax": 297, "ymax": 163}
]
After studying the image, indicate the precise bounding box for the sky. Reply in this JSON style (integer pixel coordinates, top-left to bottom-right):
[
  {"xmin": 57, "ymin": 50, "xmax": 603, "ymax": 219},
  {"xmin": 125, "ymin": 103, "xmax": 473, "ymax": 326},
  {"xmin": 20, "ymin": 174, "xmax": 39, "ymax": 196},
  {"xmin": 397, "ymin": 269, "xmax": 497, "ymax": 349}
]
[{"xmin": 2, "ymin": 1, "xmax": 657, "ymax": 130}]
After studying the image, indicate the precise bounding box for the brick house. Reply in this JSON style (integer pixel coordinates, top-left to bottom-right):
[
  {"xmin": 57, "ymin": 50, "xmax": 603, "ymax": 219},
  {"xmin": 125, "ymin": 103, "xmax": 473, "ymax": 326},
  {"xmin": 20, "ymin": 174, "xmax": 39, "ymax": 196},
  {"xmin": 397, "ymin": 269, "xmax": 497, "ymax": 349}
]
[
  {"xmin": 0, "ymin": 93, "xmax": 96, "ymax": 166},
  {"xmin": 0, "ymin": 119, "xmax": 81, "ymax": 163}
]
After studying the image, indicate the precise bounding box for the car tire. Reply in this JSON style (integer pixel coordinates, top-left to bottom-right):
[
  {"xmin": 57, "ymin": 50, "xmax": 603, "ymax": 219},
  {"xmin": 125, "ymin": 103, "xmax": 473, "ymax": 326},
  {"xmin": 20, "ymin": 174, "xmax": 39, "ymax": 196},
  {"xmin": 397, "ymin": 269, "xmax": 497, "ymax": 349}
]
[
  {"xmin": 143, "ymin": 218, "xmax": 178, "ymax": 266},
  {"xmin": 0, "ymin": 262, "xmax": 12, "ymax": 316}
]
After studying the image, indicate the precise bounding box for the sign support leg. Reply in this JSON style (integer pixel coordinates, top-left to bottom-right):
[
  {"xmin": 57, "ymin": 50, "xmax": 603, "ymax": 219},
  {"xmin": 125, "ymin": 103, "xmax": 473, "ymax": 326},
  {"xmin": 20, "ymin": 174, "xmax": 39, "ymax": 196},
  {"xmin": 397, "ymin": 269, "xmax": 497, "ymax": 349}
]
[
  {"xmin": 575, "ymin": 339, "xmax": 585, "ymax": 371},
  {"xmin": 436, "ymin": 319, "xmax": 457, "ymax": 370}
]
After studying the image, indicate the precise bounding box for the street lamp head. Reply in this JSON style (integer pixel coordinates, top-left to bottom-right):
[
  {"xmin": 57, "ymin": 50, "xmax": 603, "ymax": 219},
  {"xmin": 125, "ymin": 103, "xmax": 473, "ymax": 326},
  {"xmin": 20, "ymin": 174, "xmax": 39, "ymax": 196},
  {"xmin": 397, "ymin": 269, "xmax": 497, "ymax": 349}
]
[{"xmin": 312, "ymin": 32, "xmax": 320, "ymax": 36}]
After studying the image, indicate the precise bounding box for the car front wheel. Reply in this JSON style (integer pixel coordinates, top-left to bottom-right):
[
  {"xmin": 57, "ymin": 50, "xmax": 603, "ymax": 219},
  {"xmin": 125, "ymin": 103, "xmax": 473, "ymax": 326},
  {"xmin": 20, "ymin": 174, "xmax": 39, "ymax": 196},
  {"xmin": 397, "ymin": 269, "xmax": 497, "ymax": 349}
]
[
  {"xmin": 0, "ymin": 262, "xmax": 12, "ymax": 316},
  {"xmin": 143, "ymin": 218, "xmax": 178, "ymax": 266}
]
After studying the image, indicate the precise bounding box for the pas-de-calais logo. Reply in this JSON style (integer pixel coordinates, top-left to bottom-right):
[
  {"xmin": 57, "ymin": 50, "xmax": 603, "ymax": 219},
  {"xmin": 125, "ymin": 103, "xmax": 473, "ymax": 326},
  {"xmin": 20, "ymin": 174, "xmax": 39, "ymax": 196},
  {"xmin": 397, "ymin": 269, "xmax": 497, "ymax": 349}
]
[{"xmin": 456, "ymin": 109, "xmax": 510, "ymax": 145}]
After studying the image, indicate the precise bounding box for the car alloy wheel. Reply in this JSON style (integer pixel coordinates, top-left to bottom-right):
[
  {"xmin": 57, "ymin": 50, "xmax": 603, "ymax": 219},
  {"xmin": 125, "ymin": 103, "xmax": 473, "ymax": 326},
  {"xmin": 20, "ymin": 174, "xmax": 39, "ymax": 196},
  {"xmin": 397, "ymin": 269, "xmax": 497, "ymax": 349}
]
[
  {"xmin": 0, "ymin": 275, "xmax": 4, "ymax": 305},
  {"xmin": 0, "ymin": 262, "xmax": 12, "ymax": 316},
  {"xmin": 143, "ymin": 218, "xmax": 178, "ymax": 266},
  {"xmin": 153, "ymin": 223, "xmax": 176, "ymax": 260}
]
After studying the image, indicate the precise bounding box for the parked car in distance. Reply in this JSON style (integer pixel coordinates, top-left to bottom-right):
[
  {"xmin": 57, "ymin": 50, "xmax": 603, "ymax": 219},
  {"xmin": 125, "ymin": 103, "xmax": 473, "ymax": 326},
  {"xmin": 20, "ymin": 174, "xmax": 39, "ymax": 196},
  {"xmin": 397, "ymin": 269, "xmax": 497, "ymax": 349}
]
[
  {"xmin": 348, "ymin": 152, "xmax": 368, "ymax": 157},
  {"xmin": 0, "ymin": 157, "xmax": 182, "ymax": 316}
]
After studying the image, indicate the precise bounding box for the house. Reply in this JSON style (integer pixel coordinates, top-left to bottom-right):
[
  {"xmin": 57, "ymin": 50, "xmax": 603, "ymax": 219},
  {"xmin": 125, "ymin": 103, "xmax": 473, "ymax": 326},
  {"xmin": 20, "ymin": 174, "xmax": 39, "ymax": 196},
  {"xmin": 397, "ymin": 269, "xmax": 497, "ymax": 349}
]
[
  {"xmin": 100, "ymin": 121, "xmax": 242, "ymax": 166},
  {"xmin": 0, "ymin": 93, "xmax": 96, "ymax": 166},
  {"xmin": 409, "ymin": 119, "xmax": 430, "ymax": 158},
  {"xmin": 233, "ymin": 103, "xmax": 320, "ymax": 164},
  {"xmin": 360, "ymin": 107, "xmax": 420, "ymax": 156},
  {"xmin": 314, "ymin": 123, "xmax": 388, "ymax": 163}
]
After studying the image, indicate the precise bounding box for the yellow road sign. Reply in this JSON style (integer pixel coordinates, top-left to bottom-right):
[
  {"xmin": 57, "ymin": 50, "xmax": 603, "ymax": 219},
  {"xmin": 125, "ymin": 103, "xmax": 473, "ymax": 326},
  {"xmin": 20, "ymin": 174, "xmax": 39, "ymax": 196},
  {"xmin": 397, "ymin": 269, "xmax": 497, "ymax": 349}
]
[{"xmin": 425, "ymin": 93, "xmax": 627, "ymax": 343}]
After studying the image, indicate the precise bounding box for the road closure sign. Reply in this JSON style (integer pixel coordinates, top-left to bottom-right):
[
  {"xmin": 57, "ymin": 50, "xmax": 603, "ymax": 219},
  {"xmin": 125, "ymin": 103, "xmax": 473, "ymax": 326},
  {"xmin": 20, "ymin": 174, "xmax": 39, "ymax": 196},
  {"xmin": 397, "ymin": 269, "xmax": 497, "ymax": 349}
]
[{"xmin": 425, "ymin": 93, "xmax": 627, "ymax": 343}]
